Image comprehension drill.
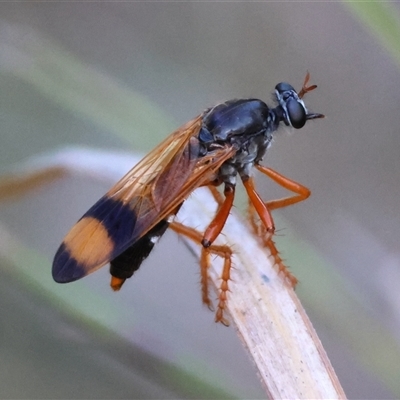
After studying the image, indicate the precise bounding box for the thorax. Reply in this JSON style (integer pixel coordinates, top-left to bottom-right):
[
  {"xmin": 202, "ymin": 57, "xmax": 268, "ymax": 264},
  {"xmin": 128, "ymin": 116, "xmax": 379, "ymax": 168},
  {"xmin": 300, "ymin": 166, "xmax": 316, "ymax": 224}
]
[{"xmin": 199, "ymin": 98, "xmax": 277, "ymax": 185}]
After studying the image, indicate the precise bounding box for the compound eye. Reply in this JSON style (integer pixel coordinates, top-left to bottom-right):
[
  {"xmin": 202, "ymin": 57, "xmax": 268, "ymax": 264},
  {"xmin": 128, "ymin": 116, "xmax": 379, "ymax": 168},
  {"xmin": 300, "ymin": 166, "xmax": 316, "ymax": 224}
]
[
  {"xmin": 275, "ymin": 82, "xmax": 295, "ymax": 94},
  {"xmin": 286, "ymin": 99, "xmax": 306, "ymax": 129}
]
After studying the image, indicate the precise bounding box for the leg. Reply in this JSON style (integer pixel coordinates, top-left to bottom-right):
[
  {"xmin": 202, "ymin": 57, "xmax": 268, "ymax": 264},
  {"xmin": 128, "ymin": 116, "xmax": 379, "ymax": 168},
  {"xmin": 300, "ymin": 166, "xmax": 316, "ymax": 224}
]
[
  {"xmin": 266, "ymin": 236, "xmax": 298, "ymax": 287},
  {"xmin": 242, "ymin": 177, "xmax": 275, "ymax": 234},
  {"xmin": 202, "ymin": 183, "xmax": 235, "ymax": 247},
  {"xmin": 246, "ymin": 193, "xmax": 298, "ymax": 286},
  {"xmin": 255, "ymin": 165, "xmax": 310, "ymax": 210},
  {"xmin": 169, "ymin": 221, "xmax": 233, "ymax": 326},
  {"xmin": 246, "ymin": 166, "xmax": 310, "ymax": 230},
  {"xmin": 243, "ymin": 168, "xmax": 308, "ymax": 287},
  {"xmin": 207, "ymin": 185, "xmax": 224, "ymax": 207},
  {"xmin": 246, "ymin": 197, "xmax": 265, "ymax": 238},
  {"xmin": 200, "ymin": 178, "xmax": 225, "ymax": 207}
]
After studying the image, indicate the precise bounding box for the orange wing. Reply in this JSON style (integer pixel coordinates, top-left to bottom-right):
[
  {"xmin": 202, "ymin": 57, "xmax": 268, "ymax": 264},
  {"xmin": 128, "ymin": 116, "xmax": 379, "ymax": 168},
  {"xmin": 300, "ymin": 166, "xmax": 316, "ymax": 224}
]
[{"xmin": 52, "ymin": 115, "xmax": 235, "ymax": 283}]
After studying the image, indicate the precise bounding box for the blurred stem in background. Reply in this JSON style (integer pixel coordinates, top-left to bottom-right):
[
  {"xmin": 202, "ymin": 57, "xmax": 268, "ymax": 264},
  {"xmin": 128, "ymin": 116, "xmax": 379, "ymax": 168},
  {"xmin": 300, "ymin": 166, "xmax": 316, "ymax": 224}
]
[{"xmin": 343, "ymin": 1, "xmax": 400, "ymax": 68}]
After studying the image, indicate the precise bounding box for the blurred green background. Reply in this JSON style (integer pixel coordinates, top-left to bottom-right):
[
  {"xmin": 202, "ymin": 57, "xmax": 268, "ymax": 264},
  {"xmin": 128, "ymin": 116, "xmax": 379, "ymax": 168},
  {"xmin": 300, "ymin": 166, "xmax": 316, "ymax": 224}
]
[{"xmin": 1, "ymin": 2, "xmax": 400, "ymax": 399}]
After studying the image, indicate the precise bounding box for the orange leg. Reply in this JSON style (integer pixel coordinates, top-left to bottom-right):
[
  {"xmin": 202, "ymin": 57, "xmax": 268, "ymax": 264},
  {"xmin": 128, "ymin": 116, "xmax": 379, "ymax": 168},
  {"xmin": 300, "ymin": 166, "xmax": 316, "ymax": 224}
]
[
  {"xmin": 243, "ymin": 177, "xmax": 275, "ymax": 234},
  {"xmin": 266, "ymin": 236, "xmax": 298, "ymax": 287},
  {"xmin": 246, "ymin": 194, "xmax": 297, "ymax": 286},
  {"xmin": 200, "ymin": 178, "xmax": 225, "ymax": 206},
  {"xmin": 169, "ymin": 221, "xmax": 233, "ymax": 326},
  {"xmin": 243, "ymin": 167, "xmax": 310, "ymax": 287},
  {"xmin": 207, "ymin": 185, "xmax": 224, "ymax": 207},
  {"xmin": 255, "ymin": 165, "xmax": 310, "ymax": 210},
  {"xmin": 202, "ymin": 183, "xmax": 235, "ymax": 247},
  {"xmin": 247, "ymin": 199, "xmax": 264, "ymax": 238}
]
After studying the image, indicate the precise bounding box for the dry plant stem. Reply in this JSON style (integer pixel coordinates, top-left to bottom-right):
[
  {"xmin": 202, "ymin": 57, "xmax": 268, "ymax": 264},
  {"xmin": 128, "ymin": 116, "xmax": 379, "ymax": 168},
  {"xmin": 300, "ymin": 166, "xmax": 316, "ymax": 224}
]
[
  {"xmin": 0, "ymin": 150, "xmax": 346, "ymax": 399},
  {"xmin": 179, "ymin": 187, "xmax": 346, "ymax": 399}
]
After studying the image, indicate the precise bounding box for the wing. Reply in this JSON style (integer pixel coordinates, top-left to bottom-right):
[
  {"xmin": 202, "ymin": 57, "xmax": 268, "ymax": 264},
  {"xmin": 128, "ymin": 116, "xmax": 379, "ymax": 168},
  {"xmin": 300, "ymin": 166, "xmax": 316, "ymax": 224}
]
[{"xmin": 52, "ymin": 115, "xmax": 235, "ymax": 283}]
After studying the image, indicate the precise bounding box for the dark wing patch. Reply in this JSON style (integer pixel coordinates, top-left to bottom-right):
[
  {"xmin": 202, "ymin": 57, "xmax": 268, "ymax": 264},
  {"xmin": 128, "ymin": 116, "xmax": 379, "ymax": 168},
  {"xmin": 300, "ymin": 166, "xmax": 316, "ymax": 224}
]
[
  {"xmin": 52, "ymin": 197, "xmax": 138, "ymax": 282},
  {"xmin": 53, "ymin": 243, "xmax": 85, "ymax": 283}
]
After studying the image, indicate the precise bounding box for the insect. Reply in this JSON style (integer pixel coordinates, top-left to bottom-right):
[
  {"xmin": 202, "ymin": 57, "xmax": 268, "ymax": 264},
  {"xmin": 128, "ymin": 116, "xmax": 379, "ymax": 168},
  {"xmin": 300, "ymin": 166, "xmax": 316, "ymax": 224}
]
[{"xmin": 53, "ymin": 72, "xmax": 324, "ymax": 326}]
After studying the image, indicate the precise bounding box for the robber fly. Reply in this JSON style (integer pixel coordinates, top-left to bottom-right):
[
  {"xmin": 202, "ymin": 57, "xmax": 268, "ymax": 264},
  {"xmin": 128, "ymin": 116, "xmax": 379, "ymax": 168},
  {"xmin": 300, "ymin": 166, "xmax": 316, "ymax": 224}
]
[{"xmin": 53, "ymin": 72, "xmax": 324, "ymax": 326}]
